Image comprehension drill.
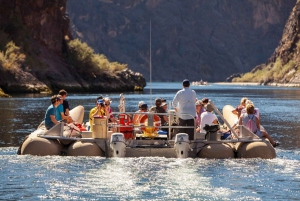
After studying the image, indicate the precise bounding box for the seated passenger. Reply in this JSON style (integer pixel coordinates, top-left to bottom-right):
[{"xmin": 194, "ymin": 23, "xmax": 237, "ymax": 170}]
[
  {"xmin": 58, "ymin": 89, "xmax": 71, "ymax": 117},
  {"xmin": 195, "ymin": 100, "xmax": 206, "ymax": 133},
  {"xmin": 199, "ymin": 103, "xmax": 218, "ymax": 133},
  {"xmin": 149, "ymin": 98, "xmax": 168, "ymax": 128},
  {"xmin": 56, "ymin": 95, "xmax": 73, "ymax": 123},
  {"xmin": 44, "ymin": 95, "xmax": 62, "ymax": 130},
  {"xmin": 239, "ymin": 104, "xmax": 279, "ymax": 147},
  {"xmin": 104, "ymin": 97, "xmax": 116, "ymax": 123},
  {"xmin": 232, "ymin": 97, "xmax": 248, "ymax": 118},
  {"xmin": 89, "ymin": 97, "xmax": 108, "ymax": 131},
  {"xmin": 133, "ymin": 103, "xmax": 148, "ymax": 125},
  {"xmin": 241, "ymin": 100, "xmax": 260, "ymax": 121},
  {"xmin": 161, "ymin": 102, "xmax": 168, "ymax": 112}
]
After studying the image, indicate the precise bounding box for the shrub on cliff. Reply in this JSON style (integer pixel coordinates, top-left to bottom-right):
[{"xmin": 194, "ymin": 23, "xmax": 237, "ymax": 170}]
[
  {"xmin": 233, "ymin": 58, "xmax": 297, "ymax": 83},
  {"xmin": 0, "ymin": 41, "xmax": 26, "ymax": 70},
  {"xmin": 67, "ymin": 39, "xmax": 126, "ymax": 74}
]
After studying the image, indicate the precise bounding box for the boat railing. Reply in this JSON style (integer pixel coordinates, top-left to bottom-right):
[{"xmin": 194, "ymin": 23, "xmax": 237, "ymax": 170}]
[{"xmin": 111, "ymin": 111, "xmax": 195, "ymax": 140}]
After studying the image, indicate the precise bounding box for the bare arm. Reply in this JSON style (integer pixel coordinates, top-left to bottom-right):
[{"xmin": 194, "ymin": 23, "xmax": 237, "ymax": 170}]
[
  {"xmin": 65, "ymin": 108, "xmax": 70, "ymax": 116},
  {"xmin": 50, "ymin": 115, "xmax": 59, "ymax": 125},
  {"xmin": 60, "ymin": 112, "xmax": 73, "ymax": 121},
  {"xmin": 238, "ymin": 116, "xmax": 242, "ymax": 125}
]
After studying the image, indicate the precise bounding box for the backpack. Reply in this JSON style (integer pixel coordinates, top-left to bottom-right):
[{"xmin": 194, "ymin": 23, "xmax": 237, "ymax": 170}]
[{"xmin": 245, "ymin": 115, "xmax": 257, "ymax": 133}]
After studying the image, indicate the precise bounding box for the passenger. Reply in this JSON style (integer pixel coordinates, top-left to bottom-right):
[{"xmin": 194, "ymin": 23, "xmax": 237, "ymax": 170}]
[
  {"xmin": 232, "ymin": 97, "xmax": 248, "ymax": 118},
  {"xmin": 44, "ymin": 95, "xmax": 62, "ymax": 130},
  {"xmin": 137, "ymin": 101, "xmax": 145, "ymax": 112},
  {"xmin": 161, "ymin": 98, "xmax": 168, "ymax": 112},
  {"xmin": 161, "ymin": 102, "xmax": 168, "ymax": 112},
  {"xmin": 104, "ymin": 97, "xmax": 116, "ymax": 123},
  {"xmin": 149, "ymin": 98, "xmax": 169, "ymax": 132},
  {"xmin": 58, "ymin": 89, "xmax": 71, "ymax": 116},
  {"xmin": 56, "ymin": 95, "xmax": 73, "ymax": 123},
  {"xmin": 195, "ymin": 100, "xmax": 206, "ymax": 133},
  {"xmin": 133, "ymin": 103, "xmax": 148, "ymax": 125},
  {"xmin": 149, "ymin": 98, "xmax": 168, "ymax": 125},
  {"xmin": 239, "ymin": 104, "xmax": 279, "ymax": 147},
  {"xmin": 241, "ymin": 100, "xmax": 260, "ymax": 120},
  {"xmin": 172, "ymin": 79, "xmax": 197, "ymax": 140},
  {"xmin": 199, "ymin": 103, "xmax": 218, "ymax": 133},
  {"xmin": 89, "ymin": 96, "xmax": 108, "ymax": 131}
]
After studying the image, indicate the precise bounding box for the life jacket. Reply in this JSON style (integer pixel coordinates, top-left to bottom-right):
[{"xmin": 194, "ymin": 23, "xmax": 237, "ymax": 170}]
[{"xmin": 139, "ymin": 114, "xmax": 161, "ymax": 133}]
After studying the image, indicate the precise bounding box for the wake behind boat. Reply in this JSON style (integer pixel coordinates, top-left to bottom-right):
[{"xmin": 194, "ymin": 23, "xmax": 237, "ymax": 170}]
[{"xmin": 18, "ymin": 96, "xmax": 276, "ymax": 159}]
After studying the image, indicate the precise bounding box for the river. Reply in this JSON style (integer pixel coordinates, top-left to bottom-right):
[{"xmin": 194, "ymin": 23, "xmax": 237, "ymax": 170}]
[{"xmin": 0, "ymin": 82, "xmax": 300, "ymax": 200}]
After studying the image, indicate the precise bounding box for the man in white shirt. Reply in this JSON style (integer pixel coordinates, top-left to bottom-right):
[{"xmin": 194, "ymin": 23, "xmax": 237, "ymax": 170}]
[
  {"xmin": 200, "ymin": 103, "xmax": 218, "ymax": 133},
  {"xmin": 172, "ymin": 79, "xmax": 197, "ymax": 140}
]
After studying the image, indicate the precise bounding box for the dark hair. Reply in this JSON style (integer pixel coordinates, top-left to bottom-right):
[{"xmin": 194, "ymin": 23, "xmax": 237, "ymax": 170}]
[
  {"xmin": 58, "ymin": 89, "xmax": 67, "ymax": 96},
  {"xmin": 202, "ymin": 98, "xmax": 209, "ymax": 104},
  {"xmin": 182, "ymin": 79, "xmax": 190, "ymax": 87},
  {"xmin": 155, "ymin": 98, "xmax": 162, "ymax": 106},
  {"xmin": 183, "ymin": 83, "xmax": 190, "ymax": 87},
  {"xmin": 97, "ymin": 96, "xmax": 103, "ymax": 100}
]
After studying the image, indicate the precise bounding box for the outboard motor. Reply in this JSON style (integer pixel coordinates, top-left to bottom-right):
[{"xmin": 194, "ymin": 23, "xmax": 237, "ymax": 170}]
[
  {"xmin": 110, "ymin": 133, "xmax": 126, "ymax": 157},
  {"xmin": 204, "ymin": 124, "xmax": 220, "ymax": 141},
  {"xmin": 174, "ymin": 133, "xmax": 190, "ymax": 158}
]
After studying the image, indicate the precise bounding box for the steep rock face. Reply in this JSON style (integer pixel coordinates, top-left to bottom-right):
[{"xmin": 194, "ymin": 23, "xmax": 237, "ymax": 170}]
[
  {"xmin": 0, "ymin": 0, "xmax": 146, "ymax": 94},
  {"xmin": 267, "ymin": 0, "xmax": 300, "ymax": 65},
  {"xmin": 249, "ymin": 0, "xmax": 300, "ymax": 85},
  {"xmin": 67, "ymin": 0, "xmax": 295, "ymax": 82}
]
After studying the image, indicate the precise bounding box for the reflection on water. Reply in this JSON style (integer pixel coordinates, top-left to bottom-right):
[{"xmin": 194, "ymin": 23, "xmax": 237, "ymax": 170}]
[
  {"xmin": 1, "ymin": 83, "xmax": 300, "ymax": 200},
  {"xmin": 0, "ymin": 148, "xmax": 300, "ymax": 200}
]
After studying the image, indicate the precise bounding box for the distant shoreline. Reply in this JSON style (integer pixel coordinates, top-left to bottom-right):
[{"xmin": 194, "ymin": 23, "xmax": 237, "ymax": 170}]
[
  {"xmin": 214, "ymin": 82, "xmax": 260, "ymax": 86},
  {"xmin": 214, "ymin": 82, "xmax": 300, "ymax": 87}
]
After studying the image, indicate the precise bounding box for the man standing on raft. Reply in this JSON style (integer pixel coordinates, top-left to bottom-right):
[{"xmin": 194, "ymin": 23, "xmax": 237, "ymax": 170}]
[{"xmin": 172, "ymin": 79, "xmax": 197, "ymax": 140}]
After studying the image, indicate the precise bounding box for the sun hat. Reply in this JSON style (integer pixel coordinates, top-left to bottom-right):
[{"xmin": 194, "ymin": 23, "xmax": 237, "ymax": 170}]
[
  {"xmin": 205, "ymin": 103, "xmax": 214, "ymax": 112},
  {"xmin": 104, "ymin": 97, "xmax": 112, "ymax": 103},
  {"xmin": 138, "ymin": 101, "xmax": 145, "ymax": 108},
  {"xmin": 161, "ymin": 102, "xmax": 167, "ymax": 107}
]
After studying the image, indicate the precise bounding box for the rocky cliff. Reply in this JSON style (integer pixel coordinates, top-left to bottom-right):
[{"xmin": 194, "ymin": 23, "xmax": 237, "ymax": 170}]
[
  {"xmin": 232, "ymin": 0, "xmax": 300, "ymax": 85},
  {"xmin": 67, "ymin": 0, "xmax": 295, "ymax": 82},
  {"xmin": 0, "ymin": 0, "xmax": 146, "ymax": 96}
]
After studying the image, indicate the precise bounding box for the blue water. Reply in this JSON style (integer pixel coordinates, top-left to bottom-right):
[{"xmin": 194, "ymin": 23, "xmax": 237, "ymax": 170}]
[{"xmin": 1, "ymin": 82, "xmax": 300, "ymax": 200}]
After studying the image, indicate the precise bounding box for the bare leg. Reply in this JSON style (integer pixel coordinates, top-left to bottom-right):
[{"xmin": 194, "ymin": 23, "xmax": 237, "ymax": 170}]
[{"xmin": 262, "ymin": 131, "xmax": 275, "ymax": 145}]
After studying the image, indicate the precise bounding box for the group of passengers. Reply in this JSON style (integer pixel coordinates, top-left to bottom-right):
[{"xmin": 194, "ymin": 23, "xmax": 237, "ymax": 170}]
[
  {"xmin": 44, "ymin": 89, "xmax": 73, "ymax": 130},
  {"xmin": 232, "ymin": 97, "xmax": 279, "ymax": 147},
  {"xmin": 88, "ymin": 96, "xmax": 116, "ymax": 131},
  {"xmin": 44, "ymin": 81, "xmax": 279, "ymax": 147},
  {"xmin": 168, "ymin": 79, "xmax": 279, "ymax": 147}
]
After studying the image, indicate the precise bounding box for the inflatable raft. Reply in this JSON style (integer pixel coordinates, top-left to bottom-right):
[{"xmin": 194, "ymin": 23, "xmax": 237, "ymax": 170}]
[{"xmin": 18, "ymin": 102, "xmax": 276, "ymax": 159}]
